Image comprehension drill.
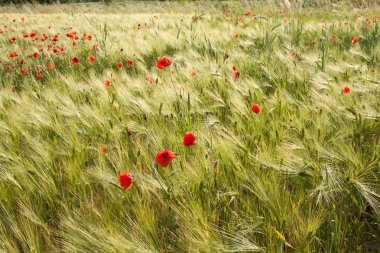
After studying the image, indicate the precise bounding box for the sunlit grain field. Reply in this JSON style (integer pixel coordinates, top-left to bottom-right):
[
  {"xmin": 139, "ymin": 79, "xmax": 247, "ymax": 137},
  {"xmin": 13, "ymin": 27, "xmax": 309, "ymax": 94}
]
[{"xmin": 0, "ymin": 1, "xmax": 380, "ymax": 252}]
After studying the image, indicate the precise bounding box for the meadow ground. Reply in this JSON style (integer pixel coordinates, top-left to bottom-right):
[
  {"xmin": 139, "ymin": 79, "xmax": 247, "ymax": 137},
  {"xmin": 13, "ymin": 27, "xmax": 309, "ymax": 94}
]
[{"xmin": 0, "ymin": 1, "xmax": 380, "ymax": 252}]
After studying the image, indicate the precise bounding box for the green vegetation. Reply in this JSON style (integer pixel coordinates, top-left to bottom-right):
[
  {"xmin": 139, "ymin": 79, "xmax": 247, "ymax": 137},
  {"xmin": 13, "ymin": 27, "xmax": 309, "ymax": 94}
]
[{"xmin": 0, "ymin": 2, "xmax": 379, "ymax": 252}]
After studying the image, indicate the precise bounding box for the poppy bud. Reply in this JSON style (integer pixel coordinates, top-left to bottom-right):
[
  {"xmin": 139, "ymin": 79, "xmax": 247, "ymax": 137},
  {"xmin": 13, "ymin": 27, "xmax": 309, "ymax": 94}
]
[
  {"xmin": 100, "ymin": 145, "xmax": 108, "ymax": 154},
  {"xmin": 352, "ymin": 37, "xmax": 359, "ymax": 45}
]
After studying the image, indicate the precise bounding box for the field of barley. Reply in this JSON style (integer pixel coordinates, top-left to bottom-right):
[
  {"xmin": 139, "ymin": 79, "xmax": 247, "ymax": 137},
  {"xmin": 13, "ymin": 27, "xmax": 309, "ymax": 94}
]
[{"xmin": 0, "ymin": 1, "xmax": 380, "ymax": 252}]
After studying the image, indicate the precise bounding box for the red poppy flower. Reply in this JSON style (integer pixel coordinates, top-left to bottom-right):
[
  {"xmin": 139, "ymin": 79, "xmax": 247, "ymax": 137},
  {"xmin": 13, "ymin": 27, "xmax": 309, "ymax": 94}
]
[
  {"xmin": 9, "ymin": 52, "xmax": 18, "ymax": 58},
  {"xmin": 251, "ymin": 104, "xmax": 261, "ymax": 114},
  {"xmin": 183, "ymin": 132, "xmax": 196, "ymax": 146},
  {"xmin": 245, "ymin": 11, "xmax": 251, "ymax": 16},
  {"xmin": 191, "ymin": 71, "xmax": 196, "ymax": 77},
  {"xmin": 89, "ymin": 55, "xmax": 95, "ymax": 62},
  {"xmin": 8, "ymin": 37, "xmax": 16, "ymax": 44},
  {"xmin": 352, "ymin": 37, "xmax": 359, "ymax": 45},
  {"xmin": 156, "ymin": 149, "xmax": 176, "ymax": 167},
  {"xmin": 105, "ymin": 80, "xmax": 111, "ymax": 87},
  {"xmin": 127, "ymin": 59, "xmax": 134, "ymax": 66},
  {"xmin": 343, "ymin": 86, "xmax": 351, "ymax": 94},
  {"xmin": 33, "ymin": 52, "xmax": 39, "ymax": 58},
  {"xmin": 19, "ymin": 59, "xmax": 25, "ymax": 65},
  {"xmin": 37, "ymin": 73, "xmax": 43, "ymax": 79},
  {"xmin": 52, "ymin": 35, "xmax": 59, "ymax": 42},
  {"xmin": 100, "ymin": 145, "xmax": 108, "ymax": 154},
  {"xmin": 119, "ymin": 171, "xmax": 133, "ymax": 190},
  {"xmin": 23, "ymin": 33, "xmax": 29, "ymax": 38},
  {"xmin": 48, "ymin": 63, "xmax": 54, "ymax": 70},
  {"xmin": 234, "ymin": 71, "xmax": 240, "ymax": 80},
  {"xmin": 117, "ymin": 62, "xmax": 123, "ymax": 68},
  {"xmin": 72, "ymin": 41, "xmax": 77, "ymax": 47},
  {"xmin": 30, "ymin": 32, "xmax": 36, "ymax": 37},
  {"xmin": 20, "ymin": 69, "xmax": 28, "ymax": 75},
  {"xmin": 234, "ymin": 34, "xmax": 239, "ymax": 39},
  {"xmin": 156, "ymin": 56, "xmax": 172, "ymax": 69},
  {"xmin": 71, "ymin": 56, "xmax": 79, "ymax": 64}
]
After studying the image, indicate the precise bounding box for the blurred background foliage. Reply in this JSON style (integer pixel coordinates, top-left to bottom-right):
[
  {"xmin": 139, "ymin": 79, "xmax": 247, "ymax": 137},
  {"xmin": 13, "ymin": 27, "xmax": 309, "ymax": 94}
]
[{"xmin": 1, "ymin": 0, "xmax": 380, "ymax": 8}]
